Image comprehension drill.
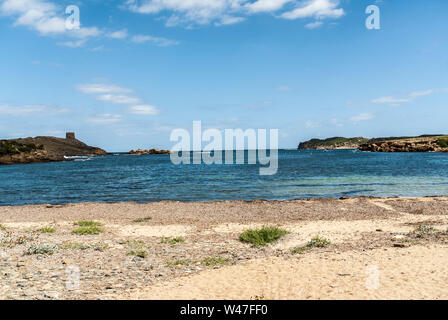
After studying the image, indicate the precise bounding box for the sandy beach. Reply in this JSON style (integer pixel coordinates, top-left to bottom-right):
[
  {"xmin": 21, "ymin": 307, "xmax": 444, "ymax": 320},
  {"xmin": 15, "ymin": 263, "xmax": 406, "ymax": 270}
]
[{"xmin": 1, "ymin": 196, "xmax": 448, "ymax": 300}]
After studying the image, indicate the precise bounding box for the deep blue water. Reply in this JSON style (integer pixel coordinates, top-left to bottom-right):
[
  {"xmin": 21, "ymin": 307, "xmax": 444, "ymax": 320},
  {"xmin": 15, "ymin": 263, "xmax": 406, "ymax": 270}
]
[{"xmin": 1, "ymin": 150, "xmax": 447, "ymax": 206}]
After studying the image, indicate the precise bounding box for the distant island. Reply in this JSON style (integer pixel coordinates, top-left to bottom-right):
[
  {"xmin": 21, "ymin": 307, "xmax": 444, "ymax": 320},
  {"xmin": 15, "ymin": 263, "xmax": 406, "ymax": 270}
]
[
  {"xmin": 0, "ymin": 132, "xmax": 107, "ymax": 165},
  {"xmin": 298, "ymin": 135, "xmax": 448, "ymax": 152},
  {"xmin": 128, "ymin": 148, "xmax": 172, "ymax": 155}
]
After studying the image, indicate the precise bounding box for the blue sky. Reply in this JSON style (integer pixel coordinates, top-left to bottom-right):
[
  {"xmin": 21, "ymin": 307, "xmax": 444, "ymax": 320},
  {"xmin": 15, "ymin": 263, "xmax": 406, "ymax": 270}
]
[{"xmin": 0, "ymin": 0, "xmax": 447, "ymax": 151}]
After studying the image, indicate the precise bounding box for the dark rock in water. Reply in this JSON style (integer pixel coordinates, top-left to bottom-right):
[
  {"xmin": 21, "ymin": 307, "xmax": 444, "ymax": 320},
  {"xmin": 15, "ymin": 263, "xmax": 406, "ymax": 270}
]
[
  {"xmin": 128, "ymin": 148, "xmax": 172, "ymax": 155},
  {"xmin": 0, "ymin": 135, "xmax": 107, "ymax": 165}
]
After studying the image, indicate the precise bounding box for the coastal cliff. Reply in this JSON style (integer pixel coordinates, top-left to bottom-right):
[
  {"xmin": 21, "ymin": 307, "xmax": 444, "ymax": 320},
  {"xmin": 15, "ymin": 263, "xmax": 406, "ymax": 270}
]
[
  {"xmin": 0, "ymin": 135, "xmax": 107, "ymax": 165},
  {"xmin": 298, "ymin": 135, "xmax": 448, "ymax": 152}
]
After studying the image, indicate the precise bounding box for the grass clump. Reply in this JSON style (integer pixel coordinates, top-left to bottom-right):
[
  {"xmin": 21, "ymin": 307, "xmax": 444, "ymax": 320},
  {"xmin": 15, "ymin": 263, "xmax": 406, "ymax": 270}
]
[
  {"xmin": 201, "ymin": 257, "xmax": 231, "ymax": 267},
  {"xmin": 127, "ymin": 250, "xmax": 148, "ymax": 258},
  {"xmin": 160, "ymin": 237, "xmax": 185, "ymax": 245},
  {"xmin": 59, "ymin": 242, "xmax": 91, "ymax": 250},
  {"xmin": 411, "ymin": 225, "xmax": 437, "ymax": 238},
  {"xmin": 165, "ymin": 260, "xmax": 190, "ymax": 267},
  {"xmin": 291, "ymin": 236, "xmax": 331, "ymax": 254},
  {"xmin": 239, "ymin": 226, "xmax": 289, "ymax": 247},
  {"xmin": 37, "ymin": 226, "xmax": 56, "ymax": 234},
  {"xmin": 125, "ymin": 240, "xmax": 146, "ymax": 249},
  {"xmin": 72, "ymin": 221, "xmax": 103, "ymax": 235},
  {"xmin": 59, "ymin": 242, "xmax": 108, "ymax": 251},
  {"xmin": 132, "ymin": 216, "xmax": 152, "ymax": 223},
  {"xmin": 25, "ymin": 244, "xmax": 57, "ymax": 255},
  {"xmin": 0, "ymin": 224, "xmax": 6, "ymax": 230}
]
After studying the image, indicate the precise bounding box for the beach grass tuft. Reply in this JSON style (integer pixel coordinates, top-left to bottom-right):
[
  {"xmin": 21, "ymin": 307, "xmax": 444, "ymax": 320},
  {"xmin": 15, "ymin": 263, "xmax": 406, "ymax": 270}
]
[
  {"xmin": 0, "ymin": 224, "xmax": 6, "ymax": 230},
  {"xmin": 165, "ymin": 260, "xmax": 190, "ymax": 267},
  {"xmin": 411, "ymin": 225, "xmax": 437, "ymax": 238},
  {"xmin": 239, "ymin": 226, "xmax": 289, "ymax": 247},
  {"xmin": 201, "ymin": 256, "xmax": 231, "ymax": 267},
  {"xmin": 72, "ymin": 221, "xmax": 103, "ymax": 235},
  {"xmin": 37, "ymin": 226, "xmax": 56, "ymax": 234},
  {"xmin": 127, "ymin": 250, "xmax": 147, "ymax": 258},
  {"xmin": 25, "ymin": 244, "xmax": 57, "ymax": 255},
  {"xmin": 132, "ymin": 216, "xmax": 152, "ymax": 223},
  {"xmin": 125, "ymin": 240, "xmax": 146, "ymax": 249},
  {"xmin": 160, "ymin": 237, "xmax": 185, "ymax": 245},
  {"xmin": 291, "ymin": 236, "xmax": 331, "ymax": 254},
  {"xmin": 59, "ymin": 242, "xmax": 108, "ymax": 251}
]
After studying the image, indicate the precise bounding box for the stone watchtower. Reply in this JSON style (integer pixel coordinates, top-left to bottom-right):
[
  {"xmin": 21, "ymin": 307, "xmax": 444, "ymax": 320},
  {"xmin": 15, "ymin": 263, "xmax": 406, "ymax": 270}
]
[{"xmin": 66, "ymin": 132, "xmax": 75, "ymax": 140}]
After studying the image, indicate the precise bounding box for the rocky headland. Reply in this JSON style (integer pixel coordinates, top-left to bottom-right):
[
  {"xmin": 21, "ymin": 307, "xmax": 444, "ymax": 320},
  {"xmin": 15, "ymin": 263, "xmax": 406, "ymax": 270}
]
[
  {"xmin": 0, "ymin": 133, "xmax": 107, "ymax": 165},
  {"xmin": 298, "ymin": 137, "xmax": 368, "ymax": 150},
  {"xmin": 299, "ymin": 135, "xmax": 448, "ymax": 152}
]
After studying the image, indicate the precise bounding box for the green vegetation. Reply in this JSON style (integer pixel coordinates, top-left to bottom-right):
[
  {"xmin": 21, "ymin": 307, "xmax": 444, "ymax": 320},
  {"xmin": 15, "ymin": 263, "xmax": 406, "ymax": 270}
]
[
  {"xmin": 0, "ymin": 140, "xmax": 43, "ymax": 156},
  {"xmin": 239, "ymin": 226, "xmax": 289, "ymax": 247},
  {"xmin": 59, "ymin": 242, "xmax": 91, "ymax": 250},
  {"xmin": 25, "ymin": 244, "xmax": 57, "ymax": 255},
  {"xmin": 72, "ymin": 221, "xmax": 103, "ymax": 235},
  {"xmin": 291, "ymin": 236, "xmax": 332, "ymax": 254},
  {"xmin": 411, "ymin": 225, "xmax": 437, "ymax": 238},
  {"xmin": 36, "ymin": 226, "xmax": 56, "ymax": 234},
  {"xmin": 75, "ymin": 221, "xmax": 101, "ymax": 227},
  {"xmin": 437, "ymin": 137, "xmax": 448, "ymax": 148},
  {"xmin": 160, "ymin": 237, "xmax": 185, "ymax": 245},
  {"xmin": 59, "ymin": 242, "xmax": 108, "ymax": 251},
  {"xmin": 201, "ymin": 257, "xmax": 231, "ymax": 267},
  {"xmin": 298, "ymin": 137, "xmax": 368, "ymax": 149},
  {"xmin": 165, "ymin": 260, "xmax": 190, "ymax": 267},
  {"xmin": 0, "ymin": 224, "xmax": 6, "ymax": 230},
  {"xmin": 125, "ymin": 240, "xmax": 146, "ymax": 249},
  {"xmin": 132, "ymin": 216, "xmax": 152, "ymax": 223},
  {"xmin": 127, "ymin": 250, "xmax": 148, "ymax": 258}
]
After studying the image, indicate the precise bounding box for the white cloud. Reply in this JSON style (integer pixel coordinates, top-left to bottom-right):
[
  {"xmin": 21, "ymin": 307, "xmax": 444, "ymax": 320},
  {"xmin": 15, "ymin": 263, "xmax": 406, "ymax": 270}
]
[
  {"xmin": 276, "ymin": 85, "xmax": 291, "ymax": 91},
  {"xmin": 107, "ymin": 29, "xmax": 128, "ymax": 39},
  {"xmin": 124, "ymin": 0, "xmax": 345, "ymax": 27},
  {"xmin": 350, "ymin": 113, "xmax": 373, "ymax": 123},
  {"xmin": 305, "ymin": 20, "xmax": 323, "ymax": 29},
  {"xmin": 0, "ymin": 104, "xmax": 68, "ymax": 116},
  {"xmin": 281, "ymin": 0, "xmax": 344, "ymax": 20},
  {"xmin": 245, "ymin": 0, "xmax": 292, "ymax": 13},
  {"xmin": 305, "ymin": 120, "xmax": 320, "ymax": 128},
  {"xmin": 372, "ymin": 89, "xmax": 438, "ymax": 106},
  {"xmin": 58, "ymin": 39, "xmax": 87, "ymax": 48},
  {"xmin": 130, "ymin": 105, "xmax": 160, "ymax": 115},
  {"xmin": 131, "ymin": 34, "xmax": 180, "ymax": 46},
  {"xmin": 77, "ymin": 84, "xmax": 134, "ymax": 94},
  {"xmin": 86, "ymin": 114, "xmax": 122, "ymax": 125},
  {"xmin": 0, "ymin": 0, "xmax": 101, "ymax": 40},
  {"xmin": 97, "ymin": 94, "xmax": 141, "ymax": 105}
]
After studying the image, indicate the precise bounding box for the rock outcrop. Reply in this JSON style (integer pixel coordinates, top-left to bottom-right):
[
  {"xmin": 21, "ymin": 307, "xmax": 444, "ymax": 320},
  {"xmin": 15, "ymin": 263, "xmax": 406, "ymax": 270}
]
[
  {"xmin": 359, "ymin": 136, "xmax": 448, "ymax": 152},
  {"xmin": 0, "ymin": 136, "xmax": 107, "ymax": 165},
  {"xmin": 128, "ymin": 148, "xmax": 172, "ymax": 155}
]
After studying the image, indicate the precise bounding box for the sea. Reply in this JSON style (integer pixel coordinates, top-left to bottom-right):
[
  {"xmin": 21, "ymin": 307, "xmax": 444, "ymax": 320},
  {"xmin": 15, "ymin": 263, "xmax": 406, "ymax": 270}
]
[{"xmin": 1, "ymin": 150, "xmax": 447, "ymax": 206}]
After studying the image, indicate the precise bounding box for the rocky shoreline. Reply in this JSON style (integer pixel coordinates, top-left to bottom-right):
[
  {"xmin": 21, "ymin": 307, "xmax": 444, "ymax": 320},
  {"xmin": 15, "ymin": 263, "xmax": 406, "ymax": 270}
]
[
  {"xmin": 0, "ymin": 135, "xmax": 107, "ymax": 165},
  {"xmin": 299, "ymin": 135, "xmax": 448, "ymax": 152}
]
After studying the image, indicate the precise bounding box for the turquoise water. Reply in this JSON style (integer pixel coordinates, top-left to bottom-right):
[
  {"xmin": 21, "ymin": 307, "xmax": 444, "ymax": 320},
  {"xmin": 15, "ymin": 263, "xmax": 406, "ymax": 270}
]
[{"xmin": 1, "ymin": 150, "xmax": 447, "ymax": 205}]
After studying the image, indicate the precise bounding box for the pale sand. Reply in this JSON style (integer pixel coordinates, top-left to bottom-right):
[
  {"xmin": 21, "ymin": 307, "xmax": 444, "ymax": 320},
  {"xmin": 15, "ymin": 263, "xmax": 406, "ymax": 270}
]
[
  {"xmin": 1, "ymin": 196, "xmax": 448, "ymax": 300},
  {"xmin": 130, "ymin": 245, "xmax": 448, "ymax": 300}
]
